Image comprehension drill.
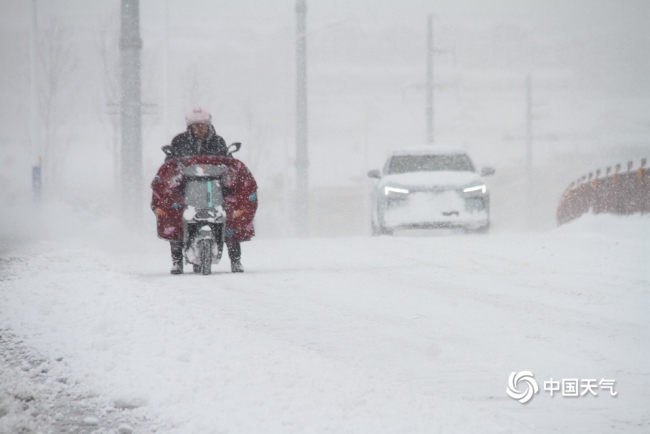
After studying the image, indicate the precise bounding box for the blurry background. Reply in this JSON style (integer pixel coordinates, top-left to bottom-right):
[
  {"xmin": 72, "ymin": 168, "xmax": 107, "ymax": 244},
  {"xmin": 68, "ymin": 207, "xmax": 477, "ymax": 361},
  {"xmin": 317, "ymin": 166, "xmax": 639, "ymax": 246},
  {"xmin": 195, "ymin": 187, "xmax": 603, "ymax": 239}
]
[{"xmin": 0, "ymin": 0, "xmax": 648, "ymax": 238}]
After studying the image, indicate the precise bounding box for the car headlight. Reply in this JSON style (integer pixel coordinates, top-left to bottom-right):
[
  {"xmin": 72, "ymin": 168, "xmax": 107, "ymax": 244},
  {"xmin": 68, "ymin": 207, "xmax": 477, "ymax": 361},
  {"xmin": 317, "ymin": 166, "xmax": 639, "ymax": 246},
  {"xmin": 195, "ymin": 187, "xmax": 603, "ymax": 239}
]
[
  {"xmin": 384, "ymin": 186, "xmax": 409, "ymax": 195},
  {"xmin": 463, "ymin": 183, "xmax": 486, "ymax": 194}
]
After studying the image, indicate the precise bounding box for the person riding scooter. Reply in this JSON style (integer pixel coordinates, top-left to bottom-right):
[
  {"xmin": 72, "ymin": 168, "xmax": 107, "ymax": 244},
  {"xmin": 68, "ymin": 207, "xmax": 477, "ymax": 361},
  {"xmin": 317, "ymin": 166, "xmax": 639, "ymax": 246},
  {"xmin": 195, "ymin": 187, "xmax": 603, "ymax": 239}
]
[{"xmin": 155, "ymin": 106, "xmax": 244, "ymax": 274}]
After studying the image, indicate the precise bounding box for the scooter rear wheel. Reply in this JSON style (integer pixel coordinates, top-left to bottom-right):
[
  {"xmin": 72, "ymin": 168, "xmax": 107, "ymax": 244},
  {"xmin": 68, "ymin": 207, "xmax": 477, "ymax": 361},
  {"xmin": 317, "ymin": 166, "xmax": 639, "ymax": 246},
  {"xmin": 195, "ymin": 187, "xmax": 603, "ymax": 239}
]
[{"xmin": 198, "ymin": 239, "xmax": 213, "ymax": 275}]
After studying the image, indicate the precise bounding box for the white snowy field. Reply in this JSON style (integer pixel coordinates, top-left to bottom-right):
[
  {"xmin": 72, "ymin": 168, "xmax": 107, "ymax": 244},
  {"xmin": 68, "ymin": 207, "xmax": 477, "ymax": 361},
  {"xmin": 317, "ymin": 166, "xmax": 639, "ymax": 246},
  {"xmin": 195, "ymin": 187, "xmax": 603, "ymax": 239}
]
[{"xmin": 1, "ymin": 213, "xmax": 649, "ymax": 433}]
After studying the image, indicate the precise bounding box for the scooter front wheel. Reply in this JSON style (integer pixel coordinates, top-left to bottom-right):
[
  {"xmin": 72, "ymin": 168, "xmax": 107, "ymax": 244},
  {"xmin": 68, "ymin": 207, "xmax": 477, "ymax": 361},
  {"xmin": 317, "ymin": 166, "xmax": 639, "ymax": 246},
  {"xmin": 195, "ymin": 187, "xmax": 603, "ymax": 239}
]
[{"xmin": 198, "ymin": 239, "xmax": 213, "ymax": 275}]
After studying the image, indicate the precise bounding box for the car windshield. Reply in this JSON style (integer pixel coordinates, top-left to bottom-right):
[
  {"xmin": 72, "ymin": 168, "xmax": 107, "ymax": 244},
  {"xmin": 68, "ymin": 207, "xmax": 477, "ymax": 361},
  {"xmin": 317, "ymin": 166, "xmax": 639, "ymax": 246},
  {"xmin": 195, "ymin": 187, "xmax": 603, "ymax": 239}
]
[{"xmin": 388, "ymin": 154, "xmax": 474, "ymax": 174}]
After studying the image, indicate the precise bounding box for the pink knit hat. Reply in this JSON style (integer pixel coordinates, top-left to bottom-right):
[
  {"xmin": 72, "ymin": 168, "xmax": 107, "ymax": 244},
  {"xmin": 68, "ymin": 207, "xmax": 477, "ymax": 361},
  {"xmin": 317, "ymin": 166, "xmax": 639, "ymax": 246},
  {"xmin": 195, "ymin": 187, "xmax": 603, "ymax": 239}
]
[{"xmin": 185, "ymin": 106, "xmax": 212, "ymax": 126}]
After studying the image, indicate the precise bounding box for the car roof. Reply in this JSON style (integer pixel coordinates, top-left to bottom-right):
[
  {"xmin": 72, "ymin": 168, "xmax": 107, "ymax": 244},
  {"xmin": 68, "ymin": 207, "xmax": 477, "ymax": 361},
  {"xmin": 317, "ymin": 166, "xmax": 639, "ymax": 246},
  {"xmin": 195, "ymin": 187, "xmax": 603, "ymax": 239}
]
[{"xmin": 390, "ymin": 144, "xmax": 467, "ymax": 156}]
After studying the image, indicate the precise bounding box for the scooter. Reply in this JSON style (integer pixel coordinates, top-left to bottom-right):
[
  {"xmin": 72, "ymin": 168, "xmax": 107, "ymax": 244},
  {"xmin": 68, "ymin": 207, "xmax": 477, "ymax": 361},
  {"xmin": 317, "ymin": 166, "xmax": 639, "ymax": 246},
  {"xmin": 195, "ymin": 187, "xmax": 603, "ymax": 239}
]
[{"xmin": 161, "ymin": 143, "xmax": 241, "ymax": 275}]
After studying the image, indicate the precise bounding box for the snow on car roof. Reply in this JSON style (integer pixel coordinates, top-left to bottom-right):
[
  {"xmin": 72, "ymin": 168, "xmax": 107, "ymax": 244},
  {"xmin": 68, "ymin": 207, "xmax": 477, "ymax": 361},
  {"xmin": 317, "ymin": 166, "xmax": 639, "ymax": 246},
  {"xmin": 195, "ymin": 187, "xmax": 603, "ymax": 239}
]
[{"xmin": 390, "ymin": 144, "xmax": 467, "ymax": 156}]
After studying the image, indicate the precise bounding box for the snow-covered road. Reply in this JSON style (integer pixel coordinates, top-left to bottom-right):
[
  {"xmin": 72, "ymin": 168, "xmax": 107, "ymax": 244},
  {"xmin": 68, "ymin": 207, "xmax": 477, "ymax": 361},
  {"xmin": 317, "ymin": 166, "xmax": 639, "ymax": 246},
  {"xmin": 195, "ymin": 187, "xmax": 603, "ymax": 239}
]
[{"xmin": 1, "ymin": 214, "xmax": 649, "ymax": 433}]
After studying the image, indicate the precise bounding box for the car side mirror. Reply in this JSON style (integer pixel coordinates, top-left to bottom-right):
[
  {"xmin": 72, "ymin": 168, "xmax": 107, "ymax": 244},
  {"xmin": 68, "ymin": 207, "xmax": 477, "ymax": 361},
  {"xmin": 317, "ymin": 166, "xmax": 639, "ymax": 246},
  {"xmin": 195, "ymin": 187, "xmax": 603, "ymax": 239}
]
[
  {"xmin": 367, "ymin": 169, "xmax": 381, "ymax": 179},
  {"xmin": 480, "ymin": 167, "xmax": 495, "ymax": 177},
  {"xmin": 162, "ymin": 145, "xmax": 173, "ymax": 156},
  {"xmin": 228, "ymin": 142, "xmax": 242, "ymax": 154}
]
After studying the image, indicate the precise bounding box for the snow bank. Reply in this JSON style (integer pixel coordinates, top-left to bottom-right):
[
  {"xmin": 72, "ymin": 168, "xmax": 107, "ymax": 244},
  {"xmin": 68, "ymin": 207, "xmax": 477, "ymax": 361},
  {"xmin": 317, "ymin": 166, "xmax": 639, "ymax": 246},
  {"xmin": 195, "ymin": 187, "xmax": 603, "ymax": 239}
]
[
  {"xmin": 0, "ymin": 364, "xmax": 47, "ymax": 434},
  {"xmin": 557, "ymin": 212, "xmax": 650, "ymax": 240},
  {"xmin": 0, "ymin": 329, "xmax": 149, "ymax": 434}
]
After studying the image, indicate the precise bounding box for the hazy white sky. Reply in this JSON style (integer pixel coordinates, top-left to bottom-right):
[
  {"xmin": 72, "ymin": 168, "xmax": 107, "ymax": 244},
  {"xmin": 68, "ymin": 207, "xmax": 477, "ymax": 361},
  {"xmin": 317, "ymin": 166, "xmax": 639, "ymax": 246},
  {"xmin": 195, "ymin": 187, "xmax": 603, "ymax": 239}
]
[
  {"xmin": 1, "ymin": 0, "xmax": 648, "ymax": 33},
  {"xmin": 0, "ymin": 0, "xmax": 648, "ymax": 194}
]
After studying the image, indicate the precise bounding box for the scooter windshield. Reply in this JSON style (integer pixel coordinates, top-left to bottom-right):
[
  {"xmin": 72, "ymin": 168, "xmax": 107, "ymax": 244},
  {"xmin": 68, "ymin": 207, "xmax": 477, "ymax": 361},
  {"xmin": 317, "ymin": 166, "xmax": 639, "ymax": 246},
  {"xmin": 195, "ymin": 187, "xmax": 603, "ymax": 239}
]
[{"xmin": 185, "ymin": 179, "xmax": 222, "ymax": 209}]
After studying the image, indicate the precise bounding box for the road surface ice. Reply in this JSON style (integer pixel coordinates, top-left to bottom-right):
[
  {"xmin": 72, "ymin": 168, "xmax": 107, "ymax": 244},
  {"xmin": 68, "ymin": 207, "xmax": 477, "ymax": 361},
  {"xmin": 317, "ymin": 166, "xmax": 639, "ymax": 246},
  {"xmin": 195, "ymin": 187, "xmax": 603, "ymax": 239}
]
[{"xmin": 1, "ymin": 213, "xmax": 649, "ymax": 433}]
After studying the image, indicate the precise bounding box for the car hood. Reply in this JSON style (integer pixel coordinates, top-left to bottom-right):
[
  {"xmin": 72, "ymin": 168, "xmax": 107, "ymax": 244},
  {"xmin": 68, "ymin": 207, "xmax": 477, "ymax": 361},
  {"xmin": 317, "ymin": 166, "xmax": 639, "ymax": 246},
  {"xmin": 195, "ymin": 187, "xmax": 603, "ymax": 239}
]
[{"xmin": 379, "ymin": 171, "xmax": 482, "ymax": 189}]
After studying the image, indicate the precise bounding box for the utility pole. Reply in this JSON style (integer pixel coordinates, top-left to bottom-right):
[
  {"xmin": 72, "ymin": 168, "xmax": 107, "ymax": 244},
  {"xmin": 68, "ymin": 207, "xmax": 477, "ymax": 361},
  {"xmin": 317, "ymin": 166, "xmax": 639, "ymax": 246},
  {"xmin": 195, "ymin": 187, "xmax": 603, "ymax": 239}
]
[
  {"xmin": 30, "ymin": 0, "xmax": 41, "ymax": 200},
  {"xmin": 525, "ymin": 74, "xmax": 533, "ymax": 227},
  {"xmin": 164, "ymin": 0, "xmax": 170, "ymax": 141},
  {"xmin": 120, "ymin": 0, "xmax": 143, "ymax": 224},
  {"xmin": 30, "ymin": 0, "xmax": 38, "ymax": 154},
  {"xmin": 295, "ymin": 0, "xmax": 309, "ymax": 237},
  {"xmin": 426, "ymin": 14, "xmax": 434, "ymax": 144}
]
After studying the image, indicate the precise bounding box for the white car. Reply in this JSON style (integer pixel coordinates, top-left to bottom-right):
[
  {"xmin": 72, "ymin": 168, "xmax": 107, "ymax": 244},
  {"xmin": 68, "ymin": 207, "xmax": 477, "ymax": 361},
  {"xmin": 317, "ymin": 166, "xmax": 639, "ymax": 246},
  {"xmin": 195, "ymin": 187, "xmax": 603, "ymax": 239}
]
[{"xmin": 368, "ymin": 145, "xmax": 494, "ymax": 235}]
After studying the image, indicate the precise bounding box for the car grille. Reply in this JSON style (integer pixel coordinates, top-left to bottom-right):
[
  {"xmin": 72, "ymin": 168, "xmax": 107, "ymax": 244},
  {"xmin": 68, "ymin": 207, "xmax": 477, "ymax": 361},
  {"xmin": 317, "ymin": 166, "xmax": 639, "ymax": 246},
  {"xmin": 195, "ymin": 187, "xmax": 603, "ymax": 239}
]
[
  {"xmin": 465, "ymin": 196, "xmax": 486, "ymax": 211},
  {"xmin": 386, "ymin": 191, "xmax": 486, "ymax": 212},
  {"xmin": 407, "ymin": 186, "xmax": 459, "ymax": 194}
]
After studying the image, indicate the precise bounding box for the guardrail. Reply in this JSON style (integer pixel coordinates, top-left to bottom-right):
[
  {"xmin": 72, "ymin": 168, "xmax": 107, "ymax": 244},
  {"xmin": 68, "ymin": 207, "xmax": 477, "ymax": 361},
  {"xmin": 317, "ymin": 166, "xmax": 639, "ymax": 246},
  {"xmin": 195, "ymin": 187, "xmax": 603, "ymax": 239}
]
[{"xmin": 557, "ymin": 158, "xmax": 649, "ymax": 226}]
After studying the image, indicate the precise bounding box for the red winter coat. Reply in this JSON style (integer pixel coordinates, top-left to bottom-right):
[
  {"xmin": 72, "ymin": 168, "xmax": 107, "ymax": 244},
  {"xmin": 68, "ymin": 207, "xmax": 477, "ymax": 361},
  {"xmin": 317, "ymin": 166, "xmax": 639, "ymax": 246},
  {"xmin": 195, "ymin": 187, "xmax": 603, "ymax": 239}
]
[{"xmin": 151, "ymin": 155, "xmax": 258, "ymax": 243}]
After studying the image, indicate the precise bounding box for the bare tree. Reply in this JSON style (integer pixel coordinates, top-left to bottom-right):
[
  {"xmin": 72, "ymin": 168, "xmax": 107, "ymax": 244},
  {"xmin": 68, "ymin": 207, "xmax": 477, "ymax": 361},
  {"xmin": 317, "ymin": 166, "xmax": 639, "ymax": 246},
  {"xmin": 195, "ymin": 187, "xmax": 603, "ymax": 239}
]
[{"xmin": 37, "ymin": 16, "xmax": 77, "ymax": 193}]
